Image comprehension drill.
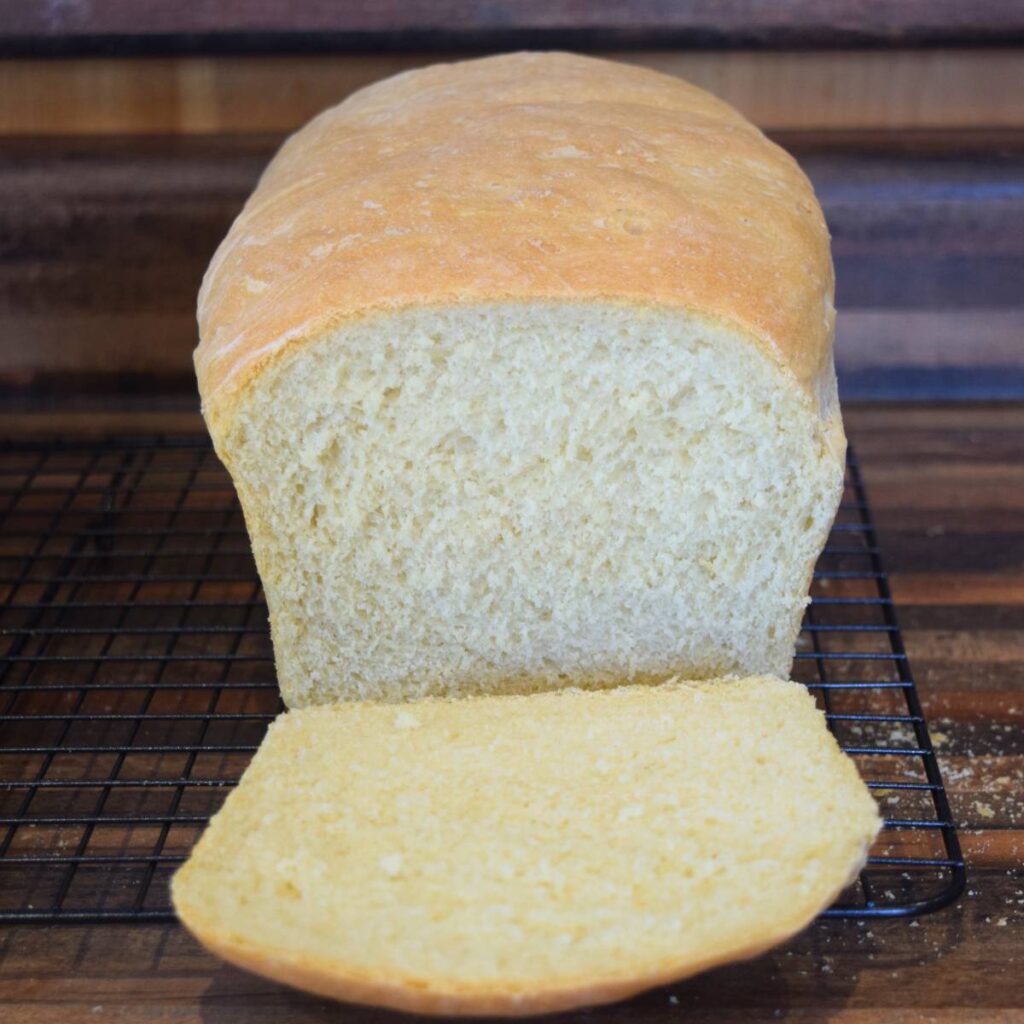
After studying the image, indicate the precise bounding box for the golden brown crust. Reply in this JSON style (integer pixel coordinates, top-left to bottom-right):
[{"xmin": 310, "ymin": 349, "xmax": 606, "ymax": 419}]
[
  {"xmin": 179, "ymin": 874, "xmax": 860, "ymax": 1018},
  {"xmin": 194, "ymin": 52, "xmax": 835, "ymax": 418}
]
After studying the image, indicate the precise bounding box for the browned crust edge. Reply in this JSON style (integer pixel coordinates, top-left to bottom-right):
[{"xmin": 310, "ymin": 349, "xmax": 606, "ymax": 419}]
[
  {"xmin": 194, "ymin": 52, "xmax": 836, "ymax": 418},
  {"xmin": 173, "ymin": 846, "xmax": 872, "ymax": 1018}
]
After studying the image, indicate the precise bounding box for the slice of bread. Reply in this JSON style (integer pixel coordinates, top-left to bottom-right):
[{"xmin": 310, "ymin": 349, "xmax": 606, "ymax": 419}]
[{"xmin": 172, "ymin": 676, "xmax": 880, "ymax": 1016}]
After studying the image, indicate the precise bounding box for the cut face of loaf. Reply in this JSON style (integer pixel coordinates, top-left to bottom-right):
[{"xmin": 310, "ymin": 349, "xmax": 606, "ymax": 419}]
[
  {"xmin": 171, "ymin": 677, "xmax": 881, "ymax": 1016},
  {"xmin": 217, "ymin": 301, "xmax": 843, "ymax": 705}
]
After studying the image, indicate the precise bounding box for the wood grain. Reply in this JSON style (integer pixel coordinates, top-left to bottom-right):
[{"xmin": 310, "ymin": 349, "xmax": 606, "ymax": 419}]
[
  {"xmin": 2, "ymin": 49, "xmax": 1023, "ymax": 135},
  {"xmin": 0, "ymin": 401, "xmax": 1020, "ymax": 1022},
  {"xmin": 2, "ymin": 135, "xmax": 1022, "ymax": 397},
  {"xmin": 2, "ymin": 0, "xmax": 1022, "ymax": 53}
]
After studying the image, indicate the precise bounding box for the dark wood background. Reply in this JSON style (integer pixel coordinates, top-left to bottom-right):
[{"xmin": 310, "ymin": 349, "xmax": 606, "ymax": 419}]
[
  {"xmin": 4, "ymin": 130, "xmax": 1021, "ymax": 400},
  {"xmin": 3, "ymin": 1, "xmax": 1024, "ymax": 53},
  {"xmin": 0, "ymin": 3, "xmax": 1021, "ymax": 1021}
]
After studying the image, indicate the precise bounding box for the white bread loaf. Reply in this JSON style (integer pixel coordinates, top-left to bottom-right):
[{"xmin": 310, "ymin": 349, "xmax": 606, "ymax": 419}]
[
  {"xmin": 172, "ymin": 676, "xmax": 881, "ymax": 1016},
  {"xmin": 195, "ymin": 51, "xmax": 844, "ymax": 705}
]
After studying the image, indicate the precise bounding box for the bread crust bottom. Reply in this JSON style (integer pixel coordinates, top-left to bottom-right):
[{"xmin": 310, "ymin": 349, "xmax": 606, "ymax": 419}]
[{"xmin": 179, "ymin": 849, "xmax": 866, "ymax": 1018}]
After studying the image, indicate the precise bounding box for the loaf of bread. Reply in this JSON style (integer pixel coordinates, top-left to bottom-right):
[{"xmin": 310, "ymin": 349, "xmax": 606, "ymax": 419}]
[
  {"xmin": 172, "ymin": 676, "xmax": 880, "ymax": 1016},
  {"xmin": 194, "ymin": 52, "xmax": 844, "ymax": 706}
]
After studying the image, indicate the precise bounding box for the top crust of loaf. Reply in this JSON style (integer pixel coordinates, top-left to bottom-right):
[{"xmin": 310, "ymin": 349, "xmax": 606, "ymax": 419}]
[{"xmin": 195, "ymin": 52, "xmax": 836, "ymax": 419}]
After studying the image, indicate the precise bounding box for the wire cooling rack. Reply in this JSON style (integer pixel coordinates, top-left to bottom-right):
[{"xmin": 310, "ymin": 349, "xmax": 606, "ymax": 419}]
[{"xmin": 0, "ymin": 435, "xmax": 965, "ymax": 922}]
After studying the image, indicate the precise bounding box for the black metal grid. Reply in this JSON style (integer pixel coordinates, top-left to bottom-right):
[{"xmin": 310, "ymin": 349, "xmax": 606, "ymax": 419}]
[{"xmin": 0, "ymin": 435, "xmax": 965, "ymax": 922}]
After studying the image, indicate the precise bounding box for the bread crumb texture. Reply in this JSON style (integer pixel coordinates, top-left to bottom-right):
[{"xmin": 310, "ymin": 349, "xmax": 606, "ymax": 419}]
[
  {"xmin": 172, "ymin": 676, "xmax": 881, "ymax": 1015},
  {"xmin": 218, "ymin": 302, "xmax": 843, "ymax": 706}
]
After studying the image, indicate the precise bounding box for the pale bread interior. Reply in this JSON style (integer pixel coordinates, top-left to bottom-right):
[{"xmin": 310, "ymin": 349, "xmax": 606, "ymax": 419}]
[
  {"xmin": 172, "ymin": 676, "xmax": 880, "ymax": 1016},
  {"xmin": 213, "ymin": 301, "xmax": 843, "ymax": 707}
]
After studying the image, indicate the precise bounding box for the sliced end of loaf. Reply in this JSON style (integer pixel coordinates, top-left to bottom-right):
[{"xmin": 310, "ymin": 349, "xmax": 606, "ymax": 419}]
[
  {"xmin": 172, "ymin": 675, "xmax": 880, "ymax": 1016},
  {"xmin": 209, "ymin": 301, "xmax": 844, "ymax": 707}
]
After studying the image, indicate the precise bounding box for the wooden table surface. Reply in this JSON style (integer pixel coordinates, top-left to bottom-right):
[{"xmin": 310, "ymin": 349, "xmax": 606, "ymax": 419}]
[{"xmin": 0, "ymin": 402, "xmax": 1021, "ymax": 1023}]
